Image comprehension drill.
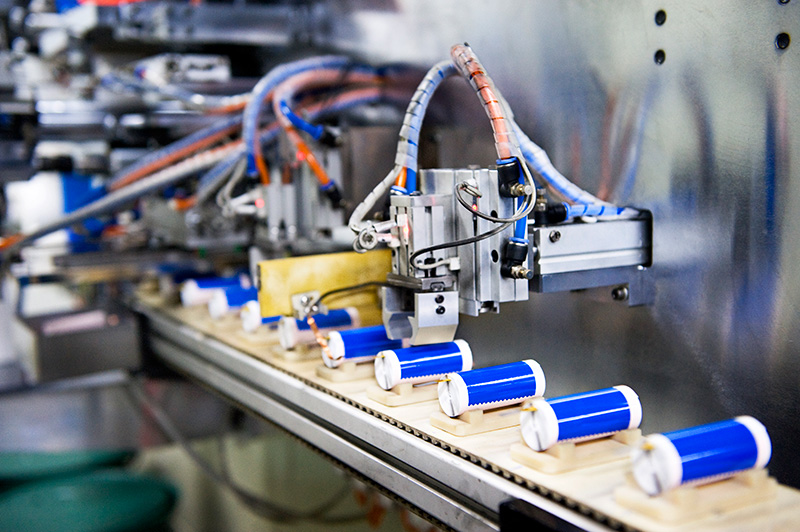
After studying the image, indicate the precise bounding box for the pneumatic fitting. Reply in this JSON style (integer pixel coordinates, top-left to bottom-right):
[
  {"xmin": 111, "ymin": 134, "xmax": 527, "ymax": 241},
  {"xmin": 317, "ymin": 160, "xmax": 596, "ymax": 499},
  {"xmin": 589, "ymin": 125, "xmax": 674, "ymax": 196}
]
[
  {"xmin": 318, "ymin": 126, "xmax": 342, "ymax": 148},
  {"xmin": 321, "ymin": 182, "xmax": 344, "ymax": 208},
  {"xmin": 501, "ymin": 237, "xmax": 533, "ymax": 280}
]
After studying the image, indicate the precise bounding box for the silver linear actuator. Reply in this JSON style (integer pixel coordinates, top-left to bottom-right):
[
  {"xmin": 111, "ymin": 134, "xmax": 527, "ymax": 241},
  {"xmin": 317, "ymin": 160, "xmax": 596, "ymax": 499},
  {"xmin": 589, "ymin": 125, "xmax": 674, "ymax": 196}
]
[{"xmin": 383, "ymin": 160, "xmax": 653, "ymax": 346}]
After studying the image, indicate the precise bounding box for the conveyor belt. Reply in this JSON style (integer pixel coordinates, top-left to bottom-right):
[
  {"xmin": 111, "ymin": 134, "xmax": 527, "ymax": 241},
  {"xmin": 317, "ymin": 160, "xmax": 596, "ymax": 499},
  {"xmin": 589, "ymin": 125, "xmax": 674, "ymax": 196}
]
[{"xmin": 135, "ymin": 296, "xmax": 800, "ymax": 532}]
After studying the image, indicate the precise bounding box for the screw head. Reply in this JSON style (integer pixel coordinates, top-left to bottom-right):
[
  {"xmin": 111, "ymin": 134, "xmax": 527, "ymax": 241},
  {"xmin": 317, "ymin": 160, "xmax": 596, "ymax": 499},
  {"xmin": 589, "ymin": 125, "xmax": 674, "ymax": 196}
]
[
  {"xmin": 434, "ymin": 295, "xmax": 444, "ymax": 304},
  {"xmin": 776, "ymin": 33, "xmax": 791, "ymax": 50},
  {"xmin": 435, "ymin": 306, "xmax": 446, "ymax": 315},
  {"xmin": 549, "ymin": 230, "xmax": 561, "ymax": 243},
  {"xmin": 611, "ymin": 286, "xmax": 630, "ymax": 301}
]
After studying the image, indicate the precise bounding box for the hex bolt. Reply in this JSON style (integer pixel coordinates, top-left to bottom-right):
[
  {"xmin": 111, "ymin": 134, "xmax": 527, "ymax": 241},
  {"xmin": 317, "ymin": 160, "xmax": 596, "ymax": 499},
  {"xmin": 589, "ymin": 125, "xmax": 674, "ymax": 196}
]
[
  {"xmin": 434, "ymin": 295, "xmax": 445, "ymax": 304},
  {"xmin": 435, "ymin": 306, "xmax": 446, "ymax": 315},
  {"xmin": 549, "ymin": 230, "xmax": 561, "ymax": 243},
  {"xmin": 611, "ymin": 286, "xmax": 629, "ymax": 301}
]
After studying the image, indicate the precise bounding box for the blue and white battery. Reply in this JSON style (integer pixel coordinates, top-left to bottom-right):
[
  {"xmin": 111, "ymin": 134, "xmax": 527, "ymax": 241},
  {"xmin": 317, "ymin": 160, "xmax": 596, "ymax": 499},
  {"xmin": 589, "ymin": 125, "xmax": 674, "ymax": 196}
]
[
  {"xmin": 180, "ymin": 275, "xmax": 249, "ymax": 307},
  {"xmin": 631, "ymin": 416, "xmax": 772, "ymax": 496},
  {"xmin": 520, "ymin": 385, "xmax": 642, "ymax": 451},
  {"xmin": 240, "ymin": 300, "xmax": 281, "ymax": 333},
  {"xmin": 374, "ymin": 340, "xmax": 472, "ymax": 390},
  {"xmin": 208, "ymin": 286, "xmax": 259, "ymax": 320},
  {"xmin": 438, "ymin": 360, "xmax": 546, "ymax": 418},
  {"xmin": 279, "ymin": 308, "xmax": 360, "ymax": 349},
  {"xmin": 324, "ymin": 325, "xmax": 404, "ymax": 369}
]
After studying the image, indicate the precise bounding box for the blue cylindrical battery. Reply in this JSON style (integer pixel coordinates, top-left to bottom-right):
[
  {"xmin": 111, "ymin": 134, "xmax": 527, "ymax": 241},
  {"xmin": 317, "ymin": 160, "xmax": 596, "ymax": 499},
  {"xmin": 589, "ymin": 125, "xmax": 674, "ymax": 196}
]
[
  {"xmin": 437, "ymin": 360, "xmax": 546, "ymax": 417},
  {"xmin": 278, "ymin": 308, "xmax": 360, "ymax": 349},
  {"xmin": 520, "ymin": 385, "xmax": 642, "ymax": 451},
  {"xmin": 373, "ymin": 340, "xmax": 472, "ymax": 390},
  {"xmin": 632, "ymin": 416, "xmax": 772, "ymax": 495},
  {"xmin": 208, "ymin": 286, "xmax": 258, "ymax": 320},
  {"xmin": 324, "ymin": 325, "xmax": 403, "ymax": 368},
  {"xmin": 240, "ymin": 301, "xmax": 280, "ymax": 333},
  {"xmin": 180, "ymin": 275, "xmax": 248, "ymax": 307}
]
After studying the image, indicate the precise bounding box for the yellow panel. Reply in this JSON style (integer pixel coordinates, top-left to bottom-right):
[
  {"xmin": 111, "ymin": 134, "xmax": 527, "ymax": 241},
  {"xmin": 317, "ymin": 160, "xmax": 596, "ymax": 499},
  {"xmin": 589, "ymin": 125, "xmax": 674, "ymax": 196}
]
[{"xmin": 257, "ymin": 249, "xmax": 392, "ymax": 318}]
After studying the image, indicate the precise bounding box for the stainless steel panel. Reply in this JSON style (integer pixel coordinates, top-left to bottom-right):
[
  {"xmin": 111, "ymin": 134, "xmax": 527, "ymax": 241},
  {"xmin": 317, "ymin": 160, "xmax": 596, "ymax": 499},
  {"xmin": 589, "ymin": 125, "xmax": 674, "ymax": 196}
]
[
  {"xmin": 0, "ymin": 376, "xmax": 234, "ymax": 451},
  {"xmin": 311, "ymin": 1, "xmax": 800, "ymax": 487}
]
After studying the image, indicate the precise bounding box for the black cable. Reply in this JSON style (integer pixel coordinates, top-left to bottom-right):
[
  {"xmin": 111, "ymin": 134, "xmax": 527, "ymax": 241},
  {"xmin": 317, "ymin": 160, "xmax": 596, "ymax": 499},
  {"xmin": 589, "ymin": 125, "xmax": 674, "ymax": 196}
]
[
  {"xmin": 304, "ymin": 281, "xmax": 393, "ymax": 317},
  {"xmin": 128, "ymin": 379, "xmax": 365, "ymax": 524},
  {"xmin": 453, "ymin": 182, "xmax": 533, "ymax": 224},
  {"xmin": 409, "ymin": 221, "xmax": 512, "ymax": 265}
]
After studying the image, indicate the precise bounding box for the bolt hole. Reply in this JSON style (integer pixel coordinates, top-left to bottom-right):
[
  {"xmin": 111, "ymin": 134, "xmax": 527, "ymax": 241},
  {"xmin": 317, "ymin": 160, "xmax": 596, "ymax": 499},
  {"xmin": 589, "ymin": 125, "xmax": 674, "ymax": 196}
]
[
  {"xmin": 779, "ymin": 0, "xmax": 790, "ymax": 5},
  {"xmin": 655, "ymin": 9, "xmax": 666, "ymax": 26},
  {"xmin": 654, "ymin": 49, "xmax": 666, "ymax": 65},
  {"xmin": 490, "ymin": 210, "xmax": 498, "ymax": 218},
  {"xmin": 776, "ymin": 33, "xmax": 791, "ymax": 50},
  {"xmin": 491, "ymin": 250, "xmax": 499, "ymax": 263}
]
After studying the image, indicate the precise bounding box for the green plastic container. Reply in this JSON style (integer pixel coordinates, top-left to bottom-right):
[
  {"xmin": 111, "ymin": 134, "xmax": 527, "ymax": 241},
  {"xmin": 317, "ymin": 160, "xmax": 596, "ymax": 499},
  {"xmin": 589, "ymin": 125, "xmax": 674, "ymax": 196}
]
[
  {"xmin": 0, "ymin": 450, "xmax": 135, "ymax": 488},
  {"xmin": 0, "ymin": 469, "xmax": 177, "ymax": 532}
]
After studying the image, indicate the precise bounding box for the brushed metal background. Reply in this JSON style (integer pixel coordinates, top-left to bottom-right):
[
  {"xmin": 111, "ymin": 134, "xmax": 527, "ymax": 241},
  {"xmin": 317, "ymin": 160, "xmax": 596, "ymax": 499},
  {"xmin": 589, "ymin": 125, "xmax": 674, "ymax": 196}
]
[{"xmin": 315, "ymin": 0, "xmax": 800, "ymax": 487}]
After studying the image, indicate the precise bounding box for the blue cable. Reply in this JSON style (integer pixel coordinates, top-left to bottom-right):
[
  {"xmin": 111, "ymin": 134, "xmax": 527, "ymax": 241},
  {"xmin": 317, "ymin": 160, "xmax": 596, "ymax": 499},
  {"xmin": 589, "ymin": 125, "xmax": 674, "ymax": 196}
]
[
  {"xmin": 242, "ymin": 56, "xmax": 353, "ymax": 177},
  {"xmin": 514, "ymin": 195, "xmax": 527, "ymax": 240},
  {"xmin": 279, "ymin": 101, "xmax": 324, "ymax": 140},
  {"xmin": 275, "ymin": 63, "xmax": 380, "ymax": 142},
  {"xmin": 196, "ymin": 92, "xmax": 393, "ymax": 203},
  {"xmin": 563, "ymin": 203, "xmax": 625, "ymax": 218}
]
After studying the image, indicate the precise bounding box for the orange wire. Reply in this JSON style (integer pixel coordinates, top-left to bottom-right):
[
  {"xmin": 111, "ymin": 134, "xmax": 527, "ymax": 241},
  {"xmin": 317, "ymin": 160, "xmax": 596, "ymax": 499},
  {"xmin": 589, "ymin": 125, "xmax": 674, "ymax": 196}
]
[
  {"xmin": 254, "ymin": 150, "xmax": 271, "ymax": 185},
  {"xmin": 451, "ymin": 44, "xmax": 513, "ymax": 160},
  {"xmin": 284, "ymin": 126, "xmax": 331, "ymax": 186},
  {"xmin": 170, "ymin": 197, "xmax": 197, "ymax": 211},
  {"xmin": 206, "ymin": 101, "xmax": 248, "ymax": 115},
  {"xmin": 109, "ymin": 123, "xmax": 240, "ymax": 192},
  {"xmin": 286, "ymin": 127, "xmax": 331, "ymax": 186},
  {"xmin": 272, "ymin": 73, "xmax": 383, "ymax": 189},
  {"xmin": 0, "ymin": 233, "xmax": 24, "ymax": 251},
  {"xmin": 393, "ymin": 166, "xmax": 407, "ymax": 189},
  {"xmin": 307, "ymin": 315, "xmax": 335, "ymax": 360},
  {"xmin": 100, "ymin": 225, "xmax": 127, "ymax": 238}
]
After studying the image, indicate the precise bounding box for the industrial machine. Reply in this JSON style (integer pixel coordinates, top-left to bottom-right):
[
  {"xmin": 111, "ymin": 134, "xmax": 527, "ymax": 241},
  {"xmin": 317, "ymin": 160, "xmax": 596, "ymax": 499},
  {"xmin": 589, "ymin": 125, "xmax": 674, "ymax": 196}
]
[
  {"xmin": 348, "ymin": 45, "xmax": 652, "ymax": 345},
  {"xmin": 0, "ymin": 2, "xmax": 798, "ymax": 532}
]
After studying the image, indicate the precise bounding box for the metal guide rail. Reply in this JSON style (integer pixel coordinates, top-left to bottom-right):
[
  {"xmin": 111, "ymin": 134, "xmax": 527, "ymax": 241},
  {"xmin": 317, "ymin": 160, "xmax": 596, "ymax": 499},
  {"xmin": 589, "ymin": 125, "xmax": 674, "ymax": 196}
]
[{"xmin": 134, "ymin": 297, "xmax": 800, "ymax": 532}]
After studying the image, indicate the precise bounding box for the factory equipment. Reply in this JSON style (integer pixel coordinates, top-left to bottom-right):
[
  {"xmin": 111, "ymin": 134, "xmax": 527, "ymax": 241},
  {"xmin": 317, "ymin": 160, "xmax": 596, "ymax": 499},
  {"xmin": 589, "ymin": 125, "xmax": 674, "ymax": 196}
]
[
  {"xmin": 351, "ymin": 45, "xmax": 652, "ymax": 345},
  {"xmin": 0, "ymin": 2, "xmax": 798, "ymax": 531}
]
